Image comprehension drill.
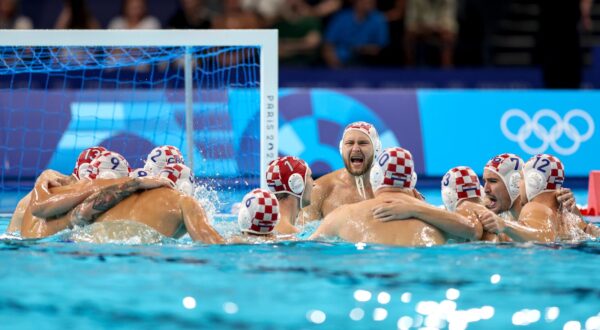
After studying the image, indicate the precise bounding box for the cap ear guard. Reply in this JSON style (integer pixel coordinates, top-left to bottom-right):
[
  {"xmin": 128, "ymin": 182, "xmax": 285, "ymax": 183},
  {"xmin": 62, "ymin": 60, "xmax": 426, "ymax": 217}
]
[
  {"xmin": 237, "ymin": 206, "xmax": 252, "ymax": 234},
  {"xmin": 97, "ymin": 171, "xmax": 119, "ymax": 179},
  {"xmin": 372, "ymin": 138, "xmax": 382, "ymax": 161},
  {"xmin": 369, "ymin": 160, "xmax": 384, "ymax": 191},
  {"xmin": 507, "ymin": 171, "xmax": 521, "ymax": 203},
  {"xmin": 410, "ymin": 172, "xmax": 418, "ymax": 189},
  {"xmin": 177, "ymin": 180, "xmax": 194, "ymax": 196},
  {"xmin": 78, "ymin": 163, "xmax": 91, "ymax": 180},
  {"xmin": 525, "ymin": 170, "xmax": 545, "ymax": 202},
  {"xmin": 288, "ymin": 173, "xmax": 305, "ymax": 195},
  {"xmin": 441, "ymin": 186, "xmax": 458, "ymax": 212}
]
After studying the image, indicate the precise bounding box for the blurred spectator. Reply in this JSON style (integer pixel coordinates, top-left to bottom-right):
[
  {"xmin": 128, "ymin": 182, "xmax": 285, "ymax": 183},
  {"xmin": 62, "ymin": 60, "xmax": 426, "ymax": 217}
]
[
  {"xmin": 276, "ymin": 0, "xmax": 322, "ymax": 66},
  {"xmin": 0, "ymin": 0, "xmax": 32, "ymax": 29},
  {"xmin": 168, "ymin": 0, "xmax": 213, "ymax": 29},
  {"xmin": 211, "ymin": 0, "xmax": 262, "ymax": 29},
  {"xmin": 322, "ymin": 0, "xmax": 389, "ymax": 68},
  {"xmin": 241, "ymin": 0, "xmax": 286, "ymax": 26},
  {"xmin": 54, "ymin": 0, "xmax": 100, "ymax": 29},
  {"xmin": 455, "ymin": 0, "xmax": 508, "ymax": 66},
  {"xmin": 304, "ymin": 0, "xmax": 343, "ymax": 19},
  {"xmin": 538, "ymin": 0, "xmax": 590, "ymax": 89},
  {"xmin": 404, "ymin": 0, "xmax": 457, "ymax": 67},
  {"xmin": 377, "ymin": 0, "xmax": 406, "ymax": 65},
  {"xmin": 107, "ymin": 0, "xmax": 160, "ymax": 29}
]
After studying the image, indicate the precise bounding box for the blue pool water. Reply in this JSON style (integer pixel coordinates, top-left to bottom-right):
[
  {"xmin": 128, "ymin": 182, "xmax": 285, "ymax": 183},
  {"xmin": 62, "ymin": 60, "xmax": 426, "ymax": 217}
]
[
  {"xmin": 1, "ymin": 187, "xmax": 599, "ymax": 330},
  {"xmin": 1, "ymin": 214, "xmax": 600, "ymax": 330}
]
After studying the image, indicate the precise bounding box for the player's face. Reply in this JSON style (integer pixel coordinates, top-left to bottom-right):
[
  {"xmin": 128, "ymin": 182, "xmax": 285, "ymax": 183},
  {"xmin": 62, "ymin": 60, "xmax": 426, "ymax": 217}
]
[
  {"xmin": 342, "ymin": 131, "xmax": 374, "ymax": 176},
  {"xmin": 483, "ymin": 169, "xmax": 511, "ymax": 214},
  {"xmin": 302, "ymin": 169, "xmax": 314, "ymax": 207}
]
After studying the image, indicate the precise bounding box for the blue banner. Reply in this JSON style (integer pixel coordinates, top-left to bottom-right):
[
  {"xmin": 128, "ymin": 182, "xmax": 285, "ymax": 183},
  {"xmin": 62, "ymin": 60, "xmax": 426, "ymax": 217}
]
[{"xmin": 418, "ymin": 90, "xmax": 598, "ymax": 177}]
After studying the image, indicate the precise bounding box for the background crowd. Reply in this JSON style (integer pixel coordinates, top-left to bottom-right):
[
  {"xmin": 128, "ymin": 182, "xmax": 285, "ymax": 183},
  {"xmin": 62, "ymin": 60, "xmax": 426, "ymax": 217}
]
[{"xmin": 0, "ymin": 0, "xmax": 596, "ymax": 88}]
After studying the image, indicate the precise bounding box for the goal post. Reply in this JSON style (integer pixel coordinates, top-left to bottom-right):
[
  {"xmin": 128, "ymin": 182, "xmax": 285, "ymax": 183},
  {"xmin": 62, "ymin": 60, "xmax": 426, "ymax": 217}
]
[{"xmin": 0, "ymin": 30, "xmax": 278, "ymax": 198}]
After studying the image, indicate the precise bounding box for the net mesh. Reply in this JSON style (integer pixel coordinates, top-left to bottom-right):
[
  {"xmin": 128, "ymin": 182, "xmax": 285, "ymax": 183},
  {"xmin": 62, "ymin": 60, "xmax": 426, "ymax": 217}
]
[{"xmin": 0, "ymin": 45, "xmax": 261, "ymax": 203}]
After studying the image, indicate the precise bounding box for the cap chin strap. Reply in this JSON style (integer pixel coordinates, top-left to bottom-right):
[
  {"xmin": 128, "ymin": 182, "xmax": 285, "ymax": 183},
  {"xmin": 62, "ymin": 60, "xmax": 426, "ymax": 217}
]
[{"xmin": 355, "ymin": 175, "xmax": 367, "ymax": 200}]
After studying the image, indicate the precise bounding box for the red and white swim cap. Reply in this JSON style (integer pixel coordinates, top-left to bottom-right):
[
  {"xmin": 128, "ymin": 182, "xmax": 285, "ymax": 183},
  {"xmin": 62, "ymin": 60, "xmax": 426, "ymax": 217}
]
[
  {"xmin": 129, "ymin": 168, "xmax": 151, "ymax": 178},
  {"xmin": 339, "ymin": 121, "xmax": 382, "ymax": 160},
  {"xmin": 73, "ymin": 146, "xmax": 107, "ymax": 180},
  {"xmin": 143, "ymin": 145, "xmax": 185, "ymax": 176},
  {"xmin": 484, "ymin": 153, "xmax": 523, "ymax": 206},
  {"xmin": 369, "ymin": 147, "xmax": 415, "ymax": 191},
  {"xmin": 159, "ymin": 163, "xmax": 194, "ymax": 196},
  {"xmin": 441, "ymin": 166, "xmax": 482, "ymax": 212},
  {"xmin": 266, "ymin": 156, "xmax": 310, "ymax": 198},
  {"xmin": 523, "ymin": 154, "xmax": 565, "ymax": 202},
  {"xmin": 237, "ymin": 188, "xmax": 280, "ymax": 235},
  {"xmin": 87, "ymin": 151, "xmax": 131, "ymax": 180}
]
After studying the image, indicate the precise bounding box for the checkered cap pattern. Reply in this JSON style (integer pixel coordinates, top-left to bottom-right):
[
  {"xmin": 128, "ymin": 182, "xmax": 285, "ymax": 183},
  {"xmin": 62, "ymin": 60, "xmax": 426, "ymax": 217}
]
[
  {"xmin": 160, "ymin": 163, "xmax": 183, "ymax": 187},
  {"xmin": 87, "ymin": 151, "xmax": 131, "ymax": 180},
  {"xmin": 159, "ymin": 163, "xmax": 192, "ymax": 187},
  {"xmin": 245, "ymin": 188, "xmax": 280, "ymax": 233},
  {"xmin": 145, "ymin": 145, "xmax": 185, "ymax": 170},
  {"xmin": 451, "ymin": 166, "xmax": 482, "ymax": 200},
  {"xmin": 266, "ymin": 156, "xmax": 308, "ymax": 196},
  {"xmin": 342, "ymin": 121, "xmax": 382, "ymax": 158},
  {"xmin": 380, "ymin": 147, "xmax": 414, "ymax": 188},
  {"xmin": 163, "ymin": 145, "xmax": 185, "ymax": 164},
  {"xmin": 532, "ymin": 154, "xmax": 565, "ymax": 190},
  {"xmin": 73, "ymin": 146, "xmax": 106, "ymax": 179},
  {"xmin": 345, "ymin": 122, "xmax": 375, "ymax": 134},
  {"xmin": 484, "ymin": 153, "xmax": 522, "ymax": 175}
]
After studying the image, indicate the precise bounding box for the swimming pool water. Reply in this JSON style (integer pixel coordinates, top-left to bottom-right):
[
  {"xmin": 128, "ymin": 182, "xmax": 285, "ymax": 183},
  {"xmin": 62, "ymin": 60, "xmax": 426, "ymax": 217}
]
[{"xmin": 1, "ymin": 215, "xmax": 599, "ymax": 330}]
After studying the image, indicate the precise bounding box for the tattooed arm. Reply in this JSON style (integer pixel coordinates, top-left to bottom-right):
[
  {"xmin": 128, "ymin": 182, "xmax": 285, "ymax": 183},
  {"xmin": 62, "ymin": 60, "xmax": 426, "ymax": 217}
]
[{"xmin": 71, "ymin": 178, "xmax": 171, "ymax": 226}]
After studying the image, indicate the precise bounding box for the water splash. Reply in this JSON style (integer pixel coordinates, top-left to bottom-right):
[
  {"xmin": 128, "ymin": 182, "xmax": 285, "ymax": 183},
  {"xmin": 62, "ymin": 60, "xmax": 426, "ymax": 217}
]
[
  {"xmin": 68, "ymin": 221, "xmax": 169, "ymax": 244},
  {"xmin": 560, "ymin": 210, "xmax": 592, "ymax": 242},
  {"xmin": 193, "ymin": 182, "xmax": 224, "ymax": 225}
]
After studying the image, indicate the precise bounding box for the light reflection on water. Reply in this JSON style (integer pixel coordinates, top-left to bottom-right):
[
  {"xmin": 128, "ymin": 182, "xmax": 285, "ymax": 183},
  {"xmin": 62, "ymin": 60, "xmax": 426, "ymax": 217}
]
[
  {"xmin": 0, "ymin": 180, "xmax": 597, "ymax": 329},
  {"xmin": 1, "ymin": 216, "xmax": 600, "ymax": 329}
]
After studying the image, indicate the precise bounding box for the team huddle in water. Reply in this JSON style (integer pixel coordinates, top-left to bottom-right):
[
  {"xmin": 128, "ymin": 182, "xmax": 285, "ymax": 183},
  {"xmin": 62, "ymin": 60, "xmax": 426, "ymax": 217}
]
[{"xmin": 6, "ymin": 121, "xmax": 600, "ymax": 246}]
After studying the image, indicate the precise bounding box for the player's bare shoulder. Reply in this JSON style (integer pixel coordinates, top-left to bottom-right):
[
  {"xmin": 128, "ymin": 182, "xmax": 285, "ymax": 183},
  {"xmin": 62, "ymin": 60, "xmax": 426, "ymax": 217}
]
[
  {"xmin": 521, "ymin": 200, "xmax": 554, "ymax": 219},
  {"xmin": 313, "ymin": 169, "xmax": 342, "ymax": 195}
]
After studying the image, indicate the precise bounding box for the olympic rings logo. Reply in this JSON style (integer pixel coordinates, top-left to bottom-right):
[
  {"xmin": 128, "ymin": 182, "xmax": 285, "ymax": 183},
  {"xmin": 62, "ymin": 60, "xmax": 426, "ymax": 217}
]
[{"xmin": 500, "ymin": 109, "xmax": 595, "ymax": 156}]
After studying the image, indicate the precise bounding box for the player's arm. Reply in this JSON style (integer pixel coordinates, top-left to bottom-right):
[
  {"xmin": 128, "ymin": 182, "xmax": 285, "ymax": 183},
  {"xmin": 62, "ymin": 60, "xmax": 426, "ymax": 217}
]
[
  {"xmin": 70, "ymin": 178, "xmax": 172, "ymax": 226},
  {"xmin": 180, "ymin": 196, "xmax": 224, "ymax": 244},
  {"xmin": 21, "ymin": 211, "xmax": 75, "ymax": 239},
  {"xmin": 30, "ymin": 178, "xmax": 110, "ymax": 219},
  {"xmin": 481, "ymin": 203, "xmax": 556, "ymax": 242},
  {"xmin": 373, "ymin": 199, "xmax": 483, "ymax": 240},
  {"xmin": 7, "ymin": 192, "xmax": 31, "ymax": 233},
  {"xmin": 584, "ymin": 222, "xmax": 600, "ymax": 237},
  {"xmin": 302, "ymin": 180, "xmax": 327, "ymax": 222},
  {"xmin": 308, "ymin": 207, "xmax": 343, "ymax": 240}
]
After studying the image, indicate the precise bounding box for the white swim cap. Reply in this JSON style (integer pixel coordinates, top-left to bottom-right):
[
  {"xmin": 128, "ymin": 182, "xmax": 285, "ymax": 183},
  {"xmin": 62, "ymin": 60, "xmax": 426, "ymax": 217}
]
[
  {"xmin": 73, "ymin": 146, "xmax": 107, "ymax": 180},
  {"xmin": 441, "ymin": 166, "xmax": 482, "ymax": 212},
  {"xmin": 129, "ymin": 168, "xmax": 151, "ymax": 178},
  {"xmin": 266, "ymin": 156, "xmax": 310, "ymax": 199},
  {"xmin": 339, "ymin": 121, "xmax": 382, "ymax": 161},
  {"xmin": 159, "ymin": 163, "xmax": 194, "ymax": 196},
  {"xmin": 484, "ymin": 153, "xmax": 523, "ymax": 206},
  {"xmin": 238, "ymin": 188, "xmax": 280, "ymax": 235},
  {"xmin": 370, "ymin": 147, "xmax": 415, "ymax": 192},
  {"xmin": 410, "ymin": 172, "xmax": 418, "ymax": 189},
  {"xmin": 523, "ymin": 154, "xmax": 565, "ymax": 202},
  {"xmin": 143, "ymin": 145, "xmax": 185, "ymax": 176},
  {"xmin": 87, "ymin": 151, "xmax": 131, "ymax": 180}
]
